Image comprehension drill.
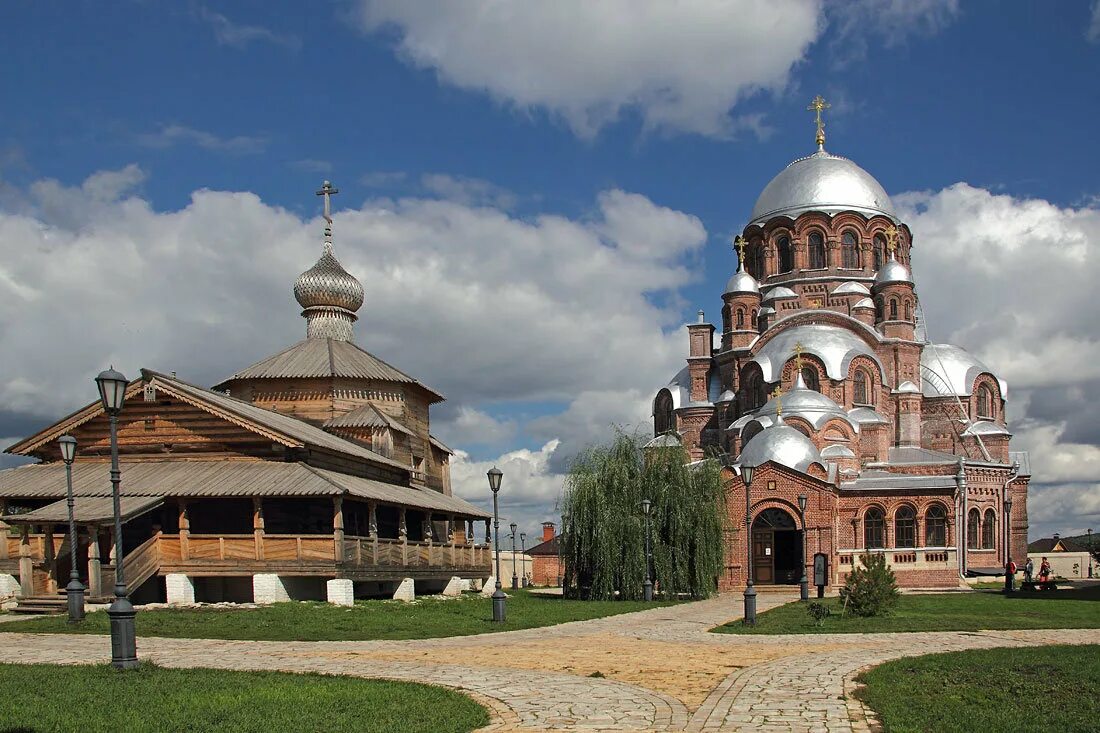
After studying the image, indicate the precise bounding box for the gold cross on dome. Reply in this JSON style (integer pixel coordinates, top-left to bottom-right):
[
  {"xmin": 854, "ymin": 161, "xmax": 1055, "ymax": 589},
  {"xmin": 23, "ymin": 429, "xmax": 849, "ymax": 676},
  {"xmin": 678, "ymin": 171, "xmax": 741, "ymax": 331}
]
[
  {"xmin": 884, "ymin": 225, "xmax": 899, "ymax": 255},
  {"xmin": 807, "ymin": 95, "xmax": 830, "ymax": 148},
  {"xmin": 771, "ymin": 386, "xmax": 784, "ymax": 417},
  {"xmin": 733, "ymin": 235, "xmax": 747, "ymax": 269},
  {"xmin": 794, "ymin": 342, "xmax": 804, "ymax": 371}
]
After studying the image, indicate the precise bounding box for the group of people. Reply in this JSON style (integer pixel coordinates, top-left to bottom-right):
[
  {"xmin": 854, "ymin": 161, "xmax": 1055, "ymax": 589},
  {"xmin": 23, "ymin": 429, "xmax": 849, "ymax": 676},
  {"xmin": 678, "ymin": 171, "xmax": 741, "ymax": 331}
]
[{"xmin": 1021, "ymin": 556, "xmax": 1053, "ymax": 584}]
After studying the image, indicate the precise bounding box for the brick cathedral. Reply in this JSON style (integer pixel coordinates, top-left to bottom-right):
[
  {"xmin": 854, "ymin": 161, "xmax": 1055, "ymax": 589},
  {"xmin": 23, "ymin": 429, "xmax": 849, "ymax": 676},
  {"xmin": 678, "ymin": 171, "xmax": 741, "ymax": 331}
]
[{"xmin": 650, "ymin": 101, "xmax": 1028, "ymax": 589}]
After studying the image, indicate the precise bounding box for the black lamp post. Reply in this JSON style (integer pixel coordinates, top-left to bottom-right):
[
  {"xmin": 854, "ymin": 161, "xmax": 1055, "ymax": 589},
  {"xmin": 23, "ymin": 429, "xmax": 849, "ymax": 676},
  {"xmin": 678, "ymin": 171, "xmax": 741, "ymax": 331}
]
[
  {"xmin": 509, "ymin": 522, "xmax": 518, "ymax": 589},
  {"xmin": 487, "ymin": 467, "xmax": 505, "ymax": 622},
  {"xmin": 96, "ymin": 367, "xmax": 138, "ymax": 669},
  {"xmin": 59, "ymin": 435, "xmax": 84, "ymax": 623},
  {"xmin": 741, "ymin": 463, "xmax": 757, "ymax": 626},
  {"xmin": 641, "ymin": 499, "xmax": 653, "ymax": 601},
  {"xmin": 520, "ymin": 533, "xmax": 528, "ymax": 587},
  {"xmin": 1003, "ymin": 496, "xmax": 1014, "ymax": 594},
  {"xmin": 797, "ymin": 494, "xmax": 809, "ymax": 602},
  {"xmin": 1089, "ymin": 528, "xmax": 1094, "ymax": 579}
]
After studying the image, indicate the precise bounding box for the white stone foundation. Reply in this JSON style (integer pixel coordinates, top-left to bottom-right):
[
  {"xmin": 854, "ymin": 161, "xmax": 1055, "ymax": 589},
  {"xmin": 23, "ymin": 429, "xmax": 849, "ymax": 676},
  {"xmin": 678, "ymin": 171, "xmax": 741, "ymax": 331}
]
[
  {"xmin": 393, "ymin": 577, "xmax": 416, "ymax": 602},
  {"xmin": 442, "ymin": 576, "xmax": 463, "ymax": 597},
  {"xmin": 165, "ymin": 573, "xmax": 195, "ymax": 605},
  {"xmin": 0, "ymin": 574, "xmax": 20, "ymax": 610},
  {"xmin": 480, "ymin": 576, "xmax": 497, "ymax": 597},
  {"xmin": 252, "ymin": 573, "xmax": 291, "ymax": 603},
  {"xmin": 326, "ymin": 579, "xmax": 354, "ymax": 606}
]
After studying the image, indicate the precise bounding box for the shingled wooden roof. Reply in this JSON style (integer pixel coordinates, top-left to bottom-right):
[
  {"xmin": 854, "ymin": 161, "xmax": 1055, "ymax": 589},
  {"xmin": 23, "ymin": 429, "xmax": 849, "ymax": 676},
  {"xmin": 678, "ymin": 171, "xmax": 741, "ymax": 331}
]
[{"xmin": 216, "ymin": 337, "xmax": 444, "ymax": 403}]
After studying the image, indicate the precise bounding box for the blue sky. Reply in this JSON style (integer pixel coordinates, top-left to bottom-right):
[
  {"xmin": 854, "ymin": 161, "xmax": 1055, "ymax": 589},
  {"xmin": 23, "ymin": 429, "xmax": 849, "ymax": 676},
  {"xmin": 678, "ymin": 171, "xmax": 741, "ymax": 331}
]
[{"xmin": 1, "ymin": 1, "xmax": 1099, "ymax": 539}]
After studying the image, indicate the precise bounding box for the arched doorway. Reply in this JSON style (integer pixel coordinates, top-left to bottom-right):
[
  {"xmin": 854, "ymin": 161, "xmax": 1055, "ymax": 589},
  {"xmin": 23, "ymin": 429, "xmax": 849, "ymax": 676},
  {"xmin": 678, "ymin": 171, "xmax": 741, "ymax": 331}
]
[{"xmin": 752, "ymin": 507, "xmax": 802, "ymax": 585}]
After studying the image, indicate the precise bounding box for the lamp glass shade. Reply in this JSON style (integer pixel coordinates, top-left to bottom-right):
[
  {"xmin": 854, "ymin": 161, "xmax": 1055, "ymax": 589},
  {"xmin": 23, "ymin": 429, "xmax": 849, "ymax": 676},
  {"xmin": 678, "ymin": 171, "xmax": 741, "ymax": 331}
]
[
  {"xmin": 58, "ymin": 435, "xmax": 77, "ymax": 463},
  {"xmin": 487, "ymin": 466, "xmax": 503, "ymax": 493},
  {"xmin": 798, "ymin": 494, "xmax": 808, "ymax": 513},
  {"xmin": 510, "ymin": 522, "xmax": 517, "ymax": 534},
  {"xmin": 95, "ymin": 367, "xmax": 128, "ymax": 413},
  {"xmin": 1004, "ymin": 499, "xmax": 1012, "ymax": 512},
  {"xmin": 641, "ymin": 499, "xmax": 652, "ymax": 515},
  {"xmin": 740, "ymin": 464, "xmax": 754, "ymax": 487}
]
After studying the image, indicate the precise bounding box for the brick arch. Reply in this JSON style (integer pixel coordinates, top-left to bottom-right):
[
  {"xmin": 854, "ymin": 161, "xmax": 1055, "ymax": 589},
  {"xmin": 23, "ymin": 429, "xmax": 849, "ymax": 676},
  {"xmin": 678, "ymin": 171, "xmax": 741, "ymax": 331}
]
[
  {"xmin": 819, "ymin": 419, "xmax": 856, "ymax": 443},
  {"xmin": 971, "ymin": 373, "xmax": 1002, "ymax": 420},
  {"xmin": 749, "ymin": 497, "xmax": 804, "ymax": 530},
  {"xmin": 782, "ymin": 354, "xmax": 825, "ymax": 392},
  {"xmin": 888, "ymin": 500, "xmax": 918, "ymax": 520},
  {"xmin": 847, "ymin": 355, "xmax": 883, "ymax": 407}
]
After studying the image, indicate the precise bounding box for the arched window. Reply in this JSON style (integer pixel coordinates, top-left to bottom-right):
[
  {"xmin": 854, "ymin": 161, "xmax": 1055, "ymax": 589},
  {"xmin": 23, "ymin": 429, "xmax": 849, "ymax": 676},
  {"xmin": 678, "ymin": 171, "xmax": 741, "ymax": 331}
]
[
  {"xmin": 903, "ymin": 300, "xmax": 912, "ymax": 321},
  {"xmin": 853, "ymin": 370, "xmax": 870, "ymax": 406},
  {"xmin": 750, "ymin": 242, "xmax": 766, "ymax": 279},
  {"xmin": 977, "ymin": 385, "xmax": 994, "ymax": 419},
  {"xmin": 744, "ymin": 373, "xmax": 765, "ymax": 410},
  {"xmin": 751, "ymin": 309, "xmax": 758, "ymax": 328},
  {"xmin": 889, "ymin": 298, "xmax": 898, "ymax": 320},
  {"xmin": 735, "ymin": 308, "xmax": 744, "ymax": 329},
  {"xmin": 925, "ymin": 504, "xmax": 947, "ymax": 547},
  {"xmin": 722, "ymin": 305, "xmax": 731, "ymax": 332},
  {"xmin": 967, "ymin": 508, "xmax": 980, "ymax": 549},
  {"xmin": 873, "ymin": 234, "xmax": 886, "ymax": 271},
  {"xmin": 654, "ymin": 391, "xmax": 674, "ymax": 436},
  {"xmin": 982, "ymin": 508, "xmax": 996, "ymax": 549},
  {"xmin": 778, "ymin": 236, "xmax": 793, "ymax": 273},
  {"xmin": 808, "ymin": 232, "xmax": 825, "ymax": 269},
  {"xmin": 864, "ymin": 507, "xmax": 885, "ymax": 549},
  {"xmin": 894, "ymin": 506, "xmax": 916, "ymax": 548},
  {"xmin": 842, "ymin": 231, "xmax": 859, "ymax": 269},
  {"xmin": 800, "ymin": 367, "xmax": 820, "ymax": 392}
]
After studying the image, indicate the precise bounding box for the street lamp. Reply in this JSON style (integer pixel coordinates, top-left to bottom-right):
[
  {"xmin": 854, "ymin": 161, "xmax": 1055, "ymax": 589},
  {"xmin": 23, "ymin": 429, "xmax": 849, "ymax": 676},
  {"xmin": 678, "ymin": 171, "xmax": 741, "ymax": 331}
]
[
  {"xmin": 1089, "ymin": 528, "xmax": 1094, "ymax": 579},
  {"xmin": 520, "ymin": 533, "xmax": 528, "ymax": 587},
  {"xmin": 641, "ymin": 499, "xmax": 653, "ymax": 601},
  {"xmin": 488, "ymin": 467, "xmax": 505, "ymax": 622},
  {"xmin": 510, "ymin": 522, "xmax": 519, "ymax": 589},
  {"xmin": 59, "ymin": 435, "xmax": 84, "ymax": 623},
  {"xmin": 741, "ymin": 463, "xmax": 757, "ymax": 626},
  {"xmin": 797, "ymin": 494, "xmax": 809, "ymax": 602},
  {"xmin": 1003, "ymin": 496, "xmax": 1014, "ymax": 594},
  {"xmin": 96, "ymin": 367, "xmax": 138, "ymax": 669}
]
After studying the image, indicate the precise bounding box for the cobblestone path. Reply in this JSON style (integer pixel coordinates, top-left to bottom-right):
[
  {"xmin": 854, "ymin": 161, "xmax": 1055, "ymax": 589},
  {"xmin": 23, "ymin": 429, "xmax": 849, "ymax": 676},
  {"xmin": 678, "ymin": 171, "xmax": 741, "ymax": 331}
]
[{"xmin": 3, "ymin": 592, "xmax": 1098, "ymax": 732}]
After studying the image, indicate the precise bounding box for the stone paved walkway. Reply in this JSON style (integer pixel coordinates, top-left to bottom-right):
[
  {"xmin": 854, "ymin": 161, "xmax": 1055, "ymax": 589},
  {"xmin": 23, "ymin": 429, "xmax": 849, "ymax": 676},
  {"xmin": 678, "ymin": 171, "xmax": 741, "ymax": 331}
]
[{"xmin": 3, "ymin": 592, "xmax": 1098, "ymax": 732}]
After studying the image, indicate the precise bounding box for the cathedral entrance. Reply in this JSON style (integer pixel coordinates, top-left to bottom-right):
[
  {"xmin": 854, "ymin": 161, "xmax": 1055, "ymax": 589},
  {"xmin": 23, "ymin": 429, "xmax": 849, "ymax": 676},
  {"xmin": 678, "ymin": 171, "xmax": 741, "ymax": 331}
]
[{"xmin": 751, "ymin": 508, "xmax": 802, "ymax": 585}]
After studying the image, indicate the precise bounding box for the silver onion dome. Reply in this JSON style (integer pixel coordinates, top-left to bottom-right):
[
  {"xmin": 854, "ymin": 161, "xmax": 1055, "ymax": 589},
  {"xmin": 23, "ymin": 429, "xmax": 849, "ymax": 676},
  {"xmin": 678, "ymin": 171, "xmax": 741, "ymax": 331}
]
[
  {"xmin": 294, "ymin": 246, "xmax": 365, "ymax": 312},
  {"xmin": 873, "ymin": 255, "xmax": 912, "ymax": 288},
  {"xmin": 725, "ymin": 269, "xmax": 760, "ymax": 296},
  {"xmin": 750, "ymin": 150, "xmax": 897, "ymax": 226},
  {"xmin": 739, "ymin": 418, "xmax": 824, "ymax": 474}
]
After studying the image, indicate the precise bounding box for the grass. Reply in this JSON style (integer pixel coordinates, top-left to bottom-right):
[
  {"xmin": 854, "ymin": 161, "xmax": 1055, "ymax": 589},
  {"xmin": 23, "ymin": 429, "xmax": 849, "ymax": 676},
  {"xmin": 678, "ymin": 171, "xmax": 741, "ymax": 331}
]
[
  {"xmin": 857, "ymin": 645, "xmax": 1100, "ymax": 733},
  {"xmin": 0, "ymin": 589, "xmax": 677, "ymax": 641},
  {"xmin": 713, "ymin": 585, "xmax": 1100, "ymax": 635},
  {"xmin": 0, "ymin": 661, "xmax": 489, "ymax": 733}
]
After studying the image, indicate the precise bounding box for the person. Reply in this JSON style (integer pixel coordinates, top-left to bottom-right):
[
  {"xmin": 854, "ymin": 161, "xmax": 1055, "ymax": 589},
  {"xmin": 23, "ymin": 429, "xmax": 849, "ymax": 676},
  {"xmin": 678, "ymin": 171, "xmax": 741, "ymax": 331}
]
[
  {"xmin": 1039, "ymin": 556, "xmax": 1052, "ymax": 583},
  {"xmin": 1024, "ymin": 557, "xmax": 1034, "ymax": 584}
]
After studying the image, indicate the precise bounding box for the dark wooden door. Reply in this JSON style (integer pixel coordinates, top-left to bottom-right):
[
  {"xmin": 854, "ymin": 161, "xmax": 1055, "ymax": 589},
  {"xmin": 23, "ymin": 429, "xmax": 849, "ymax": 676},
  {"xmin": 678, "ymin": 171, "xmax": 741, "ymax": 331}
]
[{"xmin": 753, "ymin": 530, "xmax": 774, "ymax": 584}]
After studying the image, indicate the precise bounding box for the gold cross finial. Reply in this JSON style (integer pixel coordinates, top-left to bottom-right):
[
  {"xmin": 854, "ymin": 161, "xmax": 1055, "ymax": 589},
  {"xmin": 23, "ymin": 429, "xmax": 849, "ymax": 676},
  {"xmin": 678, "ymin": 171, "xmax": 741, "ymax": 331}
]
[
  {"xmin": 884, "ymin": 225, "xmax": 898, "ymax": 257},
  {"xmin": 794, "ymin": 342, "xmax": 804, "ymax": 372},
  {"xmin": 316, "ymin": 180, "xmax": 340, "ymax": 243},
  {"xmin": 771, "ymin": 385, "xmax": 784, "ymax": 417},
  {"xmin": 733, "ymin": 234, "xmax": 747, "ymax": 270},
  {"xmin": 807, "ymin": 95, "xmax": 830, "ymax": 149}
]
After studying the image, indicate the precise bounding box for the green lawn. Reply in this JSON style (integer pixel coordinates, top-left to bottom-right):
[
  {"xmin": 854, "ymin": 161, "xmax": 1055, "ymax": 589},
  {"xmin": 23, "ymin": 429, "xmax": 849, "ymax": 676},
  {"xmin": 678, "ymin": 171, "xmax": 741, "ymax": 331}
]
[
  {"xmin": 0, "ymin": 662, "xmax": 488, "ymax": 733},
  {"xmin": 0, "ymin": 589, "xmax": 676, "ymax": 641},
  {"xmin": 857, "ymin": 645, "xmax": 1100, "ymax": 733},
  {"xmin": 713, "ymin": 586, "xmax": 1100, "ymax": 635}
]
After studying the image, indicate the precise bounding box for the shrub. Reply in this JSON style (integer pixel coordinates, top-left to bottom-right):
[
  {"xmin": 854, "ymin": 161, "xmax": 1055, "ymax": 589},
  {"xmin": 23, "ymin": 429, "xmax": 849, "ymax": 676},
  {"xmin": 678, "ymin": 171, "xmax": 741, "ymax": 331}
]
[
  {"xmin": 840, "ymin": 552, "xmax": 899, "ymax": 617},
  {"xmin": 807, "ymin": 601, "xmax": 831, "ymax": 626}
]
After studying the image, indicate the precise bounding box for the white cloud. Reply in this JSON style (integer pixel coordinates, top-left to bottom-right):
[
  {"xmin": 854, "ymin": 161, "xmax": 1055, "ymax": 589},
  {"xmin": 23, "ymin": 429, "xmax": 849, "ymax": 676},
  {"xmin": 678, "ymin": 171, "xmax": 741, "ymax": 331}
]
[
  {"xmin": 354, "ymin": 0, "xmax": 823, "ymax": 139},
  {"xmin": 420, "ymin": 173, "xmax": 518, "ymax": 210},
  {"xmin": 1088, "ymin": 1, "xmax": 1100, "ymax": 43},
  {"xmin": 136, "ymin": 125, "xmax": 268, "ymax": 155},
  {"xmin": 196, "ymin": 7, "xmax": 301, "ymax": 50},
  {"xmin": 827, "ymin": 0, "xmax": 960, "ymax": 64}
]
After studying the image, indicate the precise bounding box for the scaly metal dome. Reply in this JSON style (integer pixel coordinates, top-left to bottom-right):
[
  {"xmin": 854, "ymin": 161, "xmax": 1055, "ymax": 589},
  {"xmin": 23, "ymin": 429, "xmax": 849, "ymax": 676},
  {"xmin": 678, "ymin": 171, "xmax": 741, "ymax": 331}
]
[
  {"xmin": 750, "ymin": 150, "xmax": 897, "ymax": 226},
  {"xmin": 739, "ymin": 417, "xmax": 824, "ymax": 474},
  {"xmin": 294, "ymin": 245, "xmax": 365, "ymax": 312}
]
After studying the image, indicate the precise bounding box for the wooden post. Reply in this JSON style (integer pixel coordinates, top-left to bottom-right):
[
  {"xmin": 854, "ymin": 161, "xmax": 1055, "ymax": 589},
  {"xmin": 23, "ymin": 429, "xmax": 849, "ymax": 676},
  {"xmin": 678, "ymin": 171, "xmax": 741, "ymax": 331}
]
[
  {"xmin": 0, "ymin": 498, "xmax": 7, "ymax": 560},
  {"xmin": 87, "ymin": 526, "xmax": 102, "ymax": 598},
  {"xmin": 18, "ymin": 526, "xmax": 32, "ymax": 597},
  {"xmin": 253, "ymin": 497, "xmax": 265, "ymax": 561},
  {"xmin": 399, "ymin": 508, "xmax": 407, "ymax": 566},
  {"xmin": 333, "ymin": 496, "xmax": 345, "ymax": 563},
  {"xmin": 44, "ymin": 527, "xmax": 56, "ymax": 594},
  {"xmin": 368, "ymin": 502, "xmax": 378, "ymax": 565},
  {"xmin": 448, "ymin": 514, "xmax": 456, "ymax": 566},
  {"xmin": 178, "ymin": 499, "xmax": 190, "ymax": 561}
]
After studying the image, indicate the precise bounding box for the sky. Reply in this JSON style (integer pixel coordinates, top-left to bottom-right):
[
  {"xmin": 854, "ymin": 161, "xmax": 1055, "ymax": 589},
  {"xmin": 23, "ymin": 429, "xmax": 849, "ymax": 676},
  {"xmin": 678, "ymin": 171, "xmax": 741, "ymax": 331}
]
[{"xmin": 1, "ymin": 0, "xmax": 1099, "ymax": 542}]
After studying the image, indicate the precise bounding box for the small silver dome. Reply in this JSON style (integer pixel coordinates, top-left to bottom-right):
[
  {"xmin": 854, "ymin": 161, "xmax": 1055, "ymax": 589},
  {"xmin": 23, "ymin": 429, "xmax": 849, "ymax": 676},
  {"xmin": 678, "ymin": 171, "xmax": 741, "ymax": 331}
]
[
  {"xmin": 725, "ymin": 269, "xmax": 760, "ymax": 296},
  {"xmin": 739, "ymin": 419, "xmax": 824, "ymax": 474},
  {"xmin": 832, "ymin": 281, "xmax": 871, "ymax": 296},
  {"xmin": 717, "ymin": 389, "xmax": 736, "ymax": 403},
  {"xmin": 754, "ymin": 371, "xmax": 854, "ymax": 430},
  {"xmin": 873, "ymin": 255, "xmax": 912, "ymax": 288},
  {"xmin": 962, "ymin": 420, "xmax": 1011, "ymax": 437},
  {"xmin": 820, "ymin": 444, "xmax": 856, "ymax": 459},
  {"xmin": 848, "ymin": 407, "xmax": 888, "ymax": 425},
  {"xmin": 762, "ymin": 286, "xmax": 798, "ymax": 302},
  {"xmin": 750, "ymin": 150, "xmax": 897, "ymax": 226},
  {"xmin": 894, "ymin": 380, "xmax": 920, "ymax": 394},
  {"xmin": 294, "ymin": 245, "xmax": 365, "ymax": 313},
  {"xmin": 852, "ymin": 297, "xmax": 875, "ymax": 310}
]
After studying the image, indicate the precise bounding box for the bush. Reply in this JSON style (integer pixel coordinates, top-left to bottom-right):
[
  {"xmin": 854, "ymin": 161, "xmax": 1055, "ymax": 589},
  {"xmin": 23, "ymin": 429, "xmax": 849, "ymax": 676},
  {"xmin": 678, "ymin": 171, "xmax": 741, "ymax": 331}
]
[
  {"xmin": 840, "ymin": 552, "xmax": 899, "ymax": 617},
  {"xmin": 807, "ymin": 601, "xmax": 831, "ymax": 626}
]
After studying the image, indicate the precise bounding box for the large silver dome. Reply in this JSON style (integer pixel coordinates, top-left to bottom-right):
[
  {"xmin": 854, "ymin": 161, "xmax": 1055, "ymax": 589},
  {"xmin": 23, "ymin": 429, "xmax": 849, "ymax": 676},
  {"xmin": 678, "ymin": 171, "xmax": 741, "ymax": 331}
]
[
  {"xmin": 739, "ymin": 419, "xmax": 823, "ymax": 474},
  {"xmin": 750, "ymin": 151, "xmax": 896, "ymax": 226}
]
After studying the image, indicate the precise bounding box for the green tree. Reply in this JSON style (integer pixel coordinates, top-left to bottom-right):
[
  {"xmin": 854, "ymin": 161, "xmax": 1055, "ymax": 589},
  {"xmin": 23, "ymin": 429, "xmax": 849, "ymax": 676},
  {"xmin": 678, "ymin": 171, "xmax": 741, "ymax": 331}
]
[
  {"xmin": 839, "ymin": 552, "xmax": 899, "ymax": 617},
  {"xmin": 560, "ymin": 432, "xmax": 727, "ymax": 600}
]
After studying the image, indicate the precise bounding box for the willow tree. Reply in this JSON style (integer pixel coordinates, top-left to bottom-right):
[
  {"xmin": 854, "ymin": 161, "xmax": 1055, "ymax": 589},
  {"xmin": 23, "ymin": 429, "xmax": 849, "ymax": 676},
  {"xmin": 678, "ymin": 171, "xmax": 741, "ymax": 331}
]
[{"xmin": 559, "ymin": 432, "xmax": 727, "ymax": 600}]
